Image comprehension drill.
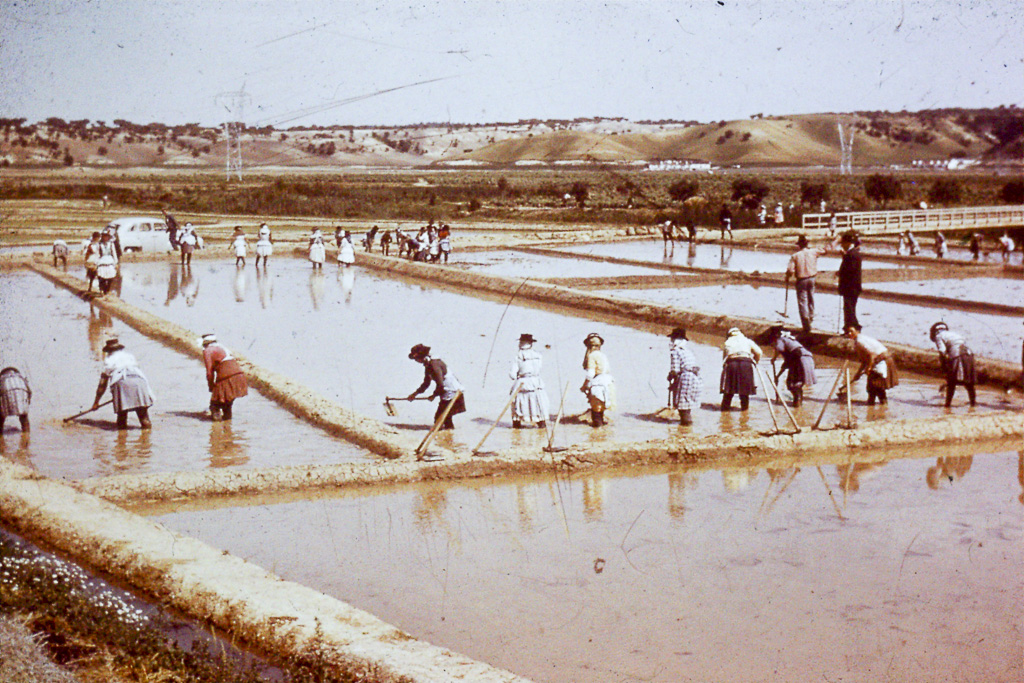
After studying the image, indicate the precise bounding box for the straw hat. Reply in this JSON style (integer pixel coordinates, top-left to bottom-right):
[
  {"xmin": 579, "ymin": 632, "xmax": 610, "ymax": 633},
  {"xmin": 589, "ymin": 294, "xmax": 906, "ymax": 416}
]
[
  {"xmin": 102, "ymin": 338, "xmax": 124, "ymax": 353},
  {"xmin": 409, "ymin": 344, "xmax": 430, "ymax": 360},
  {"xmin": 583, "ymin": 332, "xmax": 604, "ymax": 347}
]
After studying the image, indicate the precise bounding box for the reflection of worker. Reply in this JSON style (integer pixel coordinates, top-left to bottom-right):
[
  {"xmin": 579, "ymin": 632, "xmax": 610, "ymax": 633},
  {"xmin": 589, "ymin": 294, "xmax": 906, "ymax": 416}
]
[
  {"xmin": 581, "ymin": 333, "xmax": 615, "ymax": 427},
  {"xmin": 0, "ymin": 367, "xmax": 32, "ymax": 432},
  {"xmin": 926, "ymin": 456, "xmax": 973, "ymax": 489},
  {"xmin": 509, "ymin": 333, "xmax": 549, "ymax": 429},
  {"xmin": 768, "ymin": 325, "xmax": 815, "ymax": 407},
  {"xmin": 929, "ymin": 322, "xmax": 976, "ymax": 407},
  {"xmin": 201, "ymin": 334, "xmax": 248, "ymax": 421},
  {"xmin": 667, "ymin": 327, "xmax": 701, "ymax": 425},
  {"xmin": 836, "ymin": 231, "xmax": 862, "ymax": 330},
  {"xmin": 720, "ymin": 328, "xmax": 761, "ymax": 411},
  {"xmin": 407, "ymin": 344, "xmax": 465, "ymax": 430},
  {"xmin": 844, "ymin": 325, "xmax": 898, "ymax": 405},
  {"xmin": 92, "ymin": 338, "xmax": 154, "ymax": 429}
]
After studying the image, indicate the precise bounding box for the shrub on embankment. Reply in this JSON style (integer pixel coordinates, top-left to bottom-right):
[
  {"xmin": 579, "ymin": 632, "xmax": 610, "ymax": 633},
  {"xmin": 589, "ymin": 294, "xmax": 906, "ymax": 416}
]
[{"xmin": 0, "ymin": 170, "xmax": 1016, "ymax": 229}]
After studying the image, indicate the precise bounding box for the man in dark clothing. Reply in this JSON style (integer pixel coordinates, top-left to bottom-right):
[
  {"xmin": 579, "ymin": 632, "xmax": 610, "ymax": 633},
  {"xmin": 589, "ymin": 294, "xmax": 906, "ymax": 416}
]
[
  {"xmin": 162, "ymin": 209, "xmax": 179, "ymax": 249},
  {"xmin": 837, "ymin": 231, "xmax": 862, "ymax": 330},
  {"xmin": 407, "ymin": 344, "xmax": 465, "ymax": 430},
  {"xmin": 719, "ymin": 205, "xmax": 733, "ymax": 240}
]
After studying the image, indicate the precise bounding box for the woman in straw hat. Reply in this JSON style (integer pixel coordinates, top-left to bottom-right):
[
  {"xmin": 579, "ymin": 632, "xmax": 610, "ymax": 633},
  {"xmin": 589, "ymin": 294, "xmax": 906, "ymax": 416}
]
[
  {"xmin": 509, "ymin": 333, "xmax": 549, "ymax": 429},
  {"xmin": 667, "ymin": 327, "xmax": 701, "ymax": 425},
  {"xmin": 581, "ymin": 332, "xmax": 615, "ymax": 427},
  {"xmin": 91, "ymin": 338, "xmax": 154, "ymax": 429}
]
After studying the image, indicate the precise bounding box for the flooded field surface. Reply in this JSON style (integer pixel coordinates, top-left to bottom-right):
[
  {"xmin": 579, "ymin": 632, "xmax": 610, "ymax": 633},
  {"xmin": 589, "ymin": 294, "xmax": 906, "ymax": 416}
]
[
  {"xmin": 551, "ymin": 240, "xmax": 903, "ymax": 272},
  {"xmin": 110, "ymin": 259, "xmax": 1012, "ymax": 455},
  {"xmin": 859, "ymin": 241, "xmax": 1024, "ymax": 266},
  {"xmin": 0, "ymin": 270, "xmax": 371, "ymax": 479},
  {"xmin": 598, "ymin": 284, "xmax": 1024, "ymax": 364},
  {"xmin": 450, "ymin": 248, "xmax": 668, "ymax": 278},
  {"xmin": 146, "ymin": 448, "xmax": 1024, "ymax": 683},
  {"xmin": 867, "ymin": 276, "xmax": 1024, "ymax": 308}
]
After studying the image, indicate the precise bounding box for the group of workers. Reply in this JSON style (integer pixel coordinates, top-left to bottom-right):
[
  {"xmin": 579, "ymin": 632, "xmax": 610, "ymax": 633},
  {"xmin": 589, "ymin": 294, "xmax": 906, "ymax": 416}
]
[
  {"xmin": 896, "ymin": 229, "xmax": 1017, "ymax": 262},
  {"xmin": 304, "ymin": 221, "xmax": 452, "ymax": 268}
]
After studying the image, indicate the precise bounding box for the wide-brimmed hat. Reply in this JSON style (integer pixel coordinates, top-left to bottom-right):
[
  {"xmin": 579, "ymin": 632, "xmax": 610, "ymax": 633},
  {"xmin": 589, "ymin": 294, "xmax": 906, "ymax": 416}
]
[
  {"xmin": 200, "ymin": 333, "xmax": 217, "ymax": 346},
  {"xmin": 796, "ymin": 235, "xmax": 809, "ymax": 248},
  {"xmin": 669, "ymin": 327, "xmax": 688, "ymax": 340},
  {"xmin": 929, "ymin": 322, "xmax": 948, "ymax": 341},
  {"xmin": 409, "ymin": 344, "xmax": 430, "ymax": 360},
  {"xmin": 584, "ymin": 332, "xmax": 604, "ymax": 346},
  {"xmin": 519, "ymin": 333, "xmax": 537, "ymax": 344},
  {"xmin": 840, "ymin": 231, "xmax": 859, "ymax": 244},
  {"xmin": 727, "ymin": 327, "xmax": 742, "ymax": 337},
  {"xmin": 102, "ymin": 338, "xmax": 124, "ymax": 353}
]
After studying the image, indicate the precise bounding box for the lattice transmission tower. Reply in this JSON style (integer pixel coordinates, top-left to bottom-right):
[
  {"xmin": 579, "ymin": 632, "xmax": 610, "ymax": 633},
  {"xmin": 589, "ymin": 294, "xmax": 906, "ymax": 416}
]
[
  {"xmin": 837, "ymin": 120, "xmax": 855, "ymax": 175},
  {"xmin": 215, "ymin": 88, "xmax": 251, "ymax": 181}
]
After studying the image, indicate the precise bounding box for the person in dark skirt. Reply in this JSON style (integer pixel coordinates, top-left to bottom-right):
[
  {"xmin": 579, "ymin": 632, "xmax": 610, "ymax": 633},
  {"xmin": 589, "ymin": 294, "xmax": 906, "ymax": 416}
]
[
  {"xmin": 720, "ymin": 328, "xmax": 761, "ymax": 411},
  {"xmin": 91, "ymin": 338, "xmax": 154, "ymax": 429},
  {"xmin": 407, "ymin": 344, "xmax": 465, "ymax": 430},
  {"xmin": 767, "ymin": 325, "xmax": 816, "ymax": 407},
  {"xmin": 929, "ymin": 322, "xmax": 977, "ymax": 407}
]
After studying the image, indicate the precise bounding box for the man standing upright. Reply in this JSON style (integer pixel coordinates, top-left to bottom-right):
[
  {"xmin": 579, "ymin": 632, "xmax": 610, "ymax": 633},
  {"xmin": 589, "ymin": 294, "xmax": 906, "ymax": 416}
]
[
  {"xmin": 785, "ymin": 235, "xmax": 827, "ymax": 334},
  {"xmin": 837, "ymin": 232, "xmax": 863, "ymax": 330}
]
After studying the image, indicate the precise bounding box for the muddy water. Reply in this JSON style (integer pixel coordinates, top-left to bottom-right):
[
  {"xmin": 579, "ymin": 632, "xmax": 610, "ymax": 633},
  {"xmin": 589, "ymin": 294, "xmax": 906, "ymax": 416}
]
[
  {"xmin": 146, "ymin": 447, "xmax": 1024, "ymax": 683},
  {"xmin": 0, "ymin": 270, "xmax": 370, "ymax": 479},
  {"xmin": 600, "ymin": 284, "xmax": 1024, "ymax": 365},
  {"xmin": 111, "ymin": 259, "xmax": 1008, "ymax": 455},
  {"xmin": 552, "ymin": 240, "xmax": 902, "ymax": 272},
  {"xmin": 868, "ymin": 276, "xmax": 1024, "ymax": 309},
  {"xmin": 859, "ymin": 241, "xmax": 1024, "ymax": 266},
  {"xmin": 451, "ymin": 249, "xmax": 668, "ymax": 278}
]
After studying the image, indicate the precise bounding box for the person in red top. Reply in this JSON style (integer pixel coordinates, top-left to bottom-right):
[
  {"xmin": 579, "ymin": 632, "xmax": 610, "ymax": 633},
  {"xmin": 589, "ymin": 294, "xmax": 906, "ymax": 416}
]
[{"xmin": 201, "ymin": 334, "xmax": 248, "ymax": 421}]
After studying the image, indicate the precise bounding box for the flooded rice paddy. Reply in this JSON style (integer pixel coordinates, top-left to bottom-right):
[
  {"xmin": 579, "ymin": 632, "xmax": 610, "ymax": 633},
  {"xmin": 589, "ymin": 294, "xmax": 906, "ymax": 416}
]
[
  {"xmin": 144, "ymin": 446, "xmax": 1024, "ymax": 683},
  {"xmin": 599, "ymin": 283, "xmax": 1024, "ymax": 364},
  {"xmin": 0, "ymin": 270, "xmax": 370, "ymax": 479},
  {"xmin": 867, "ymin": 275, "xmax": 1024, "ymax": 309},
  {"xmin": 552, "ymin": 240, "xmax": 903, "ymax": 272},
  {"xmin": 452, "ymin": 248, "xmax": 668, "ymax": 278},
  {"xmin": 109, "ymin": 258, "xmax": 1008, "ymax": 456}
]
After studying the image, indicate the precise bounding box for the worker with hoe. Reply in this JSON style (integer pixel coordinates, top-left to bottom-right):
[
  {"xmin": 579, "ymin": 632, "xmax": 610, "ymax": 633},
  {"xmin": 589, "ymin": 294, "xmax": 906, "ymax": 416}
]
[
  {"xmin": 767, "ymin": 325, "xmax": 815, "ymax": 408},
  {"xmin": 843, "ymin": 324, "xmax": 898, "ymax": 405},
  {"xmin": 667, "ymin": 327, "xmax": 702, "ymax": 425},
  {"xmin": 509, "ymin": 333, "xmax": 549, "ymax": 430},
  {"xmin": 785, "ymin": 234, "xmax": 827, "ymax": 334},
  {"xmin": 91, "ymin": 338, "xmax": 154, "ymax": 429},
  {"xmin": 0, "ymin": 366, "xmax": 31, "ymax": 432},
  {"xmin": 201, "ymin": 334, "xmax": 249, "ymax": 421},
  {"xmin": 407, "ymin": 344, "xmax": 465, "ymax": 430}
]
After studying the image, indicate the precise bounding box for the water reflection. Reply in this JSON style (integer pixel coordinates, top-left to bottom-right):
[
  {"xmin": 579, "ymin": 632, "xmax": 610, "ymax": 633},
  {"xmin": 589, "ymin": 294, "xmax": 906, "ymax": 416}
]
[
  {"xmin": 413, "ymin": 485, "xmax": 448, "ymax": 531},
  {"xmin": 256, "ymin": 268, "xmax": 273, "ymax": 309},
  {"xmin": 581, "ymin": 477, "xmax": 606, "ymax": 520},
  {"xmin": 233, "ymin": 266, "xmax": 247, "ymax": 303},
  {"xmin": 87, "ymin": 303, "xmax": 114, "ymax": 360},
  {"xmin": 667, "ymin": 470, "xmax": 698, "ymax": 521},
  {"xmin": 339, "ymin": 266, "xmax": 355, "ymax": 304},
  {"xmin": 208, "ymin": 421, "xmax": 249, "ymax": 468},
  {"xmin": 181, "ymin": 267, "xmax": 199, "ymax": 306},
  {"xmin": 720, "ymin": 244, "xmax": 733, "ymax": 268},
  {"xmin": 0, "ymin": 431, "xmax": 31, "ymax": 466},
  {"xmin": 925, "ymin": 455, "xmax": 973, "ymax": 489},
  {"xmin": 687, "ymin": 241, "xmax": 698, "ymax": 268},
  {"xmin": 309, "ymin": 269, "xmax": 325, "ymax": 309},
  {"xmin": 165, "ymin": 263, "xmax": 180, "ymax": 305},
  {"xmin": 837, "ymin": 461, "xmax": 887, "ymax": 493},
  {"xmin": 515, "ymin": 484, "xmax": 537, "ymax": 531}
]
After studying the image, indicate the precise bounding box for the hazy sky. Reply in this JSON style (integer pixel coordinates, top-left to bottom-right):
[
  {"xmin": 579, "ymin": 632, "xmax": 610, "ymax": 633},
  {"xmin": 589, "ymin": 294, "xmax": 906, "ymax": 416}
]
[{"xmin": 1, "ymin": 0, "xmax": 1020, "ymax": 127}]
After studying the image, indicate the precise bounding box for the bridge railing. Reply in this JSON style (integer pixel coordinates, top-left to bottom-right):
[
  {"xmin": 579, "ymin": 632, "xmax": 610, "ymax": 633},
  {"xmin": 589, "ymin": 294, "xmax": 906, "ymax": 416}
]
[{"xmin": 802, "ymin": 205, "xmax": 1024, "ymax": 234}]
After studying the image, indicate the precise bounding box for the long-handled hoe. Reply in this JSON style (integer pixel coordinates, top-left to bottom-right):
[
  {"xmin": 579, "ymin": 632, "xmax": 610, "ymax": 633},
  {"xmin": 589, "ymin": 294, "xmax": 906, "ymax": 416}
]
[
  {"xmin": 472, "ymin": 383, "xmax": 522, "ymax": 457},
  {"xmin": 414, "ymin": 391, "xmax": 463, "ymax": 461},
  {"xmin": 776, "ymin": 279, "xmax": 790, "ymax": 318},
  {"xmin": 544, "ymin": 381, "xmax": 572, "ymax": 453},
  {"xmin": 383, "ymin": 395, "xmax": 430, "ymax": 416},
  {"xmin": 63, "ymin": 399, "xmax": 112, "ymax": 423}
]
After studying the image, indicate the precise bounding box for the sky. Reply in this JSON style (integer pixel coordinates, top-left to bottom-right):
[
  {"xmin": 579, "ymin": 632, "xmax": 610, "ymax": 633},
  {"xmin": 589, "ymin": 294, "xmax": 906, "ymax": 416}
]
[{"xmin": 1, "ymin": 0, "xmax": 1021, "ymax": 128}]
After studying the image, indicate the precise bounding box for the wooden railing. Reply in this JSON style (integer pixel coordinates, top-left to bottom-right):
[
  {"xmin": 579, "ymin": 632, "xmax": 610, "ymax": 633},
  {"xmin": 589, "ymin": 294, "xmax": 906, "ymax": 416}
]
[{"xmin": 802, "ymin": 205, "xmax": 1024, "ymax": 234}]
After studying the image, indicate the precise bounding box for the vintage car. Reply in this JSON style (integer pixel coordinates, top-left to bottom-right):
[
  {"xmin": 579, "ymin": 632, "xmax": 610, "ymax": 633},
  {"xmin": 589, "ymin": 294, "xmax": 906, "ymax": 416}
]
[{"xmin": 106, "ymin": 216, "xmax": 203, "ymax": 252}]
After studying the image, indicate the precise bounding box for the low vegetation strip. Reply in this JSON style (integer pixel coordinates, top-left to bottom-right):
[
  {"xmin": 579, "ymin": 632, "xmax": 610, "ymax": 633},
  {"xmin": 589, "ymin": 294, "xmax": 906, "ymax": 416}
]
[
  {"xmin": 28, "ymin": 262, "xmax": 422, "ymax": 460},
  {"xmin": 0, "ymin": 460, "xmax": 533, "ymax": 683},
  {"xmin": 355, "ymin": 252, "xmax": 1022, "ymax": 386}
]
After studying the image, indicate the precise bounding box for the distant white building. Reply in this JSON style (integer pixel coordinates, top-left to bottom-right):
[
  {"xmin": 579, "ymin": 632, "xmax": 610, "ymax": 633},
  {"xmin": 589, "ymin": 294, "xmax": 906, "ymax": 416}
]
[{"xmin": 645, "ymin": 159, "xmax": 712, "ymax": 172}]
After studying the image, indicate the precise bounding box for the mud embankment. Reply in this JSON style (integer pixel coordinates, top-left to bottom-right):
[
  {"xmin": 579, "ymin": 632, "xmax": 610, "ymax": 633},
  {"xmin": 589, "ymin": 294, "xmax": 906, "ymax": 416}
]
[
  {"xmin": 78, "ymin": 411, "xmax": 1024, "ymax": 506},
  {"xmin": 355, "ymin": 252, "xmax": 1022, "ymax": 387},
  {"xmin": 28, "ymin": 262, "xmax": 422, "ymax": 460},
  {"xmin": 0, "ymin": 460, "xmax": 530, "ymax": 683}
]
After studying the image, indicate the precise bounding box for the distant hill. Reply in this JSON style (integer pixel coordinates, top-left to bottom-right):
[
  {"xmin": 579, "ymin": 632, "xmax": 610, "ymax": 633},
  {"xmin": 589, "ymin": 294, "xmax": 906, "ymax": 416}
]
[{"xmin": 1, "ymin": 107, "xmax": 1019, "ymax": 170}]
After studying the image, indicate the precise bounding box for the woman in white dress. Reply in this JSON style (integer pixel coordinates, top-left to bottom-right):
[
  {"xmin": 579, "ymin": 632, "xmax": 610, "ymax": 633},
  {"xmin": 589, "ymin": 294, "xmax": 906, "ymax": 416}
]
[
  {"xmin": 509, "ymin": 333, "xmax": 550, "ymax": 429},
  {"xmin": 581, "ymin": 332, "xmax": 615, "ymax": 427},
  {"xmin": 255, "ymin": 223, "xmax": 272, "ymax": 268},
  {"xmin": 230, "ymin": 227, "xmax": 247, "ymax": 267},
  {"xmin": 337, "ymin": 230, "xmax": 355, "ymax": 267},
  {"xmin": 308, "ymin": 228, "xmax": 326, "ymax": 269}
]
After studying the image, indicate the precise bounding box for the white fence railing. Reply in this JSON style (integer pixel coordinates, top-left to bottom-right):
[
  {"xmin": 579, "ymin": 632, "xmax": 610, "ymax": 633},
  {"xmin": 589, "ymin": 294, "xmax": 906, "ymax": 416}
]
[{"xmin": 803, "ymin": 205, "xmax": 1024, "ymax": 234}]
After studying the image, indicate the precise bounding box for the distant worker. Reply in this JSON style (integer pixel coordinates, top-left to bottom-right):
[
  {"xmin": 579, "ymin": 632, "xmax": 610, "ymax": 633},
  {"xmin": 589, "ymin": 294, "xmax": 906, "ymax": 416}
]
[
  {"xmin": 836, "ymin": 231, "xmax": 863, "ymax": 330},
  {"xmin": 364, "ymin": 225, "xmax": 379, "ymax": 252},
  {"xmin": 999, "ymin": 231, "xmax": 1016, "ymax": 262},
  {"xmin": 438, "ymin": 223, "xmax": 452, "ymax": 263},
  {"xmin": 718, "ymin": 205, "xmax": 733, "ymax": 241},
  {"xmin": 337, "ymin": 230, "xmax": 355, "ymax": 267},
  {"xmin": 905, "ymin": 230, "xmax": 920, "ymax": 255},
  {"xmin": 334, "ymin": 225, "xmax": 344, "ymax": 249},
  {"xmin": 785, "ymin": 234, "xmax": 827, "ymax": 334},
  {"xmin": 934, "ymin": 231, "xmax": 948, "ymax": 259},
  {"xmin": 83, "ymin": 232, "xmax": 101, "ymax": 292},
  {"xmin": 828, "ymin": 212, "xmax": 838, "ymax": 238},
  {"xmin": 255, "ymin": 223, "xmax": 272, "ymax": 268},
  {"xmin": 720, "ymin": 327, "xmax": 761, "ymax": 411},
  {"xmin": 91, "ymin": 338, "xmax": 154, "ymax": 429},
  {"xmin": 162, "ymin": 209, "xmax": 179, "ymax": 249},
  {"xmin": 230, "ymin": 227, "xmax": 247, "ymax": 267},
  {"xmin": 509, "ymin": 333, "xmax": 549, "ymax": 429},
  {"xmin": 52, "ymin": 239, "xmax": 69, "ymax": 268},
  {"xmin": 380, "ymin": 229, "xmax": 393, "ymax": 256},
  {"xmin": 581, "ymin": 332, "xmax": 615, "ymax": 427},
  {"xmin": 0, "ymin": 366, "xmax": 31, "ymax": 432},
  {"xmin": 929, "ymin": 322, "xmax": 976, "ymax": 408},
  {"xmin": 667, "ymin": 327, "xmax": 702, "ymax": 425},
  {"xmin": 768, "ymin": 326, "xmax": 815, "ymax": 408},
  {"xmin": 407, "ymin": 344, "xmax": 465, "ymax": 431},
  {"xmin": 774, "ymin": 202, "xmax": 784, "ymax": 226},
  {"xmin": 660, "ymin": 220, "xmax": 677, "ymax": 252},
  {"xmin": 201, "ymin": 334, "xmax": 248, "ymax": 421},
  {"xmin": 969, "ymin": 233, "xmax": 982, "ymax": 261},
  {"xmin": 179, "ymin": 222, "xmax": 198, "ymax": 267},
  {"xmin": 844, "ymin": 324, "xmax": 898, "ymax": 405},
  {"xmin": 308, "ymin": 228, "xmax": 326, "ymax": 269},
  {"xmin": 757, "ymin": 205, "xmax": 767, "ymax": 226},
  {"xmin": 95, "ymin": 231, "xmax": 119, "ymax": 295}
]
